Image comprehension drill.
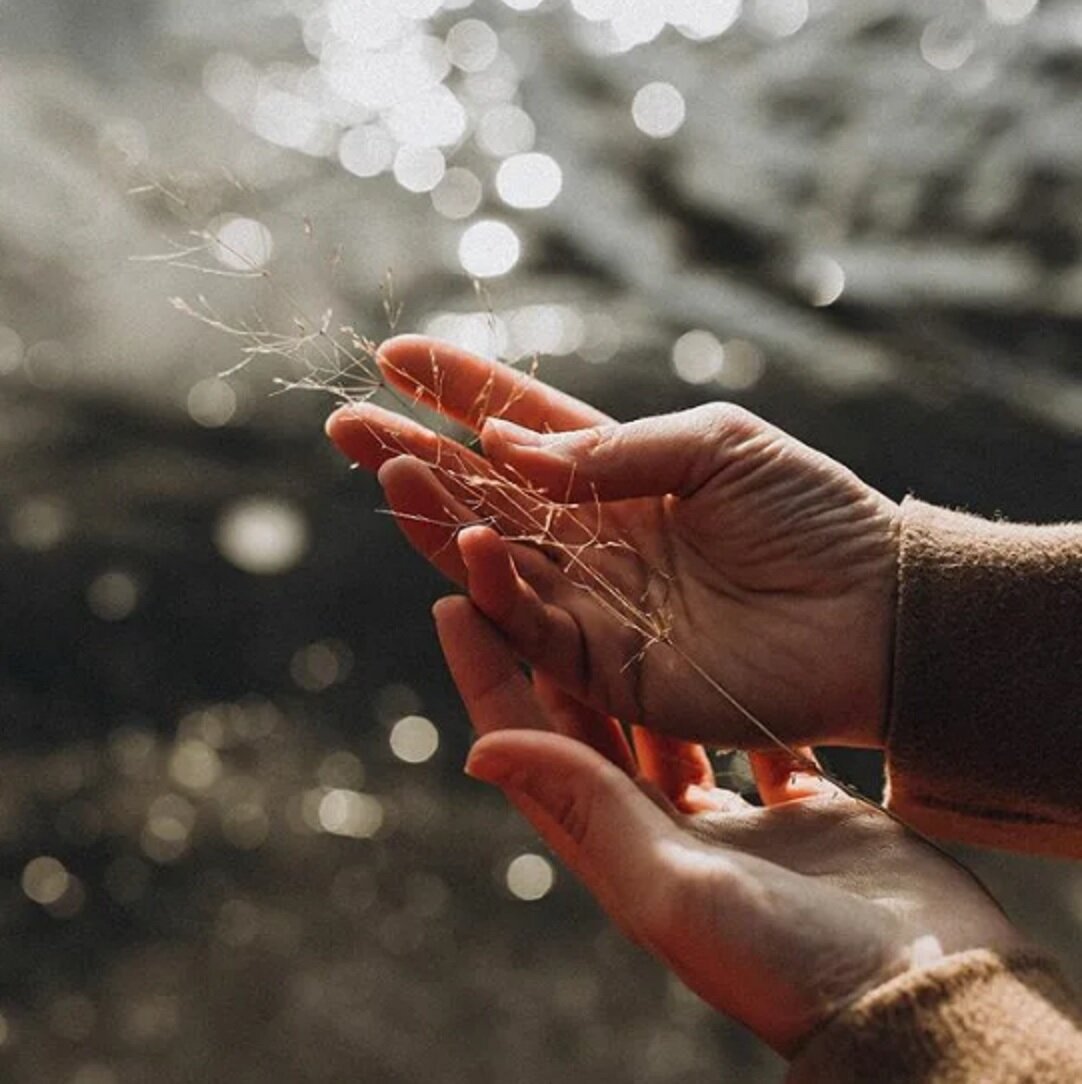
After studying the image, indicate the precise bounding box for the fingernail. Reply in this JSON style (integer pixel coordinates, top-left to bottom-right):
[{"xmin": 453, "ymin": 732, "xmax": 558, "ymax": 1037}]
[{"xmin": 483, "ymin": 418, "xmax": 545, "ymax": 447}]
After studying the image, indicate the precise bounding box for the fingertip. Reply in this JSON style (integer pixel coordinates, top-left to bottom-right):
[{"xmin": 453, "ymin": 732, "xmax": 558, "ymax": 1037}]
[
  {"xmin": 323, "ymin": 403, "xmax": 377, "ymax": 462},
  {"xmin": 431, "ymin": 594, "xmax": 465, "ymax": 626},
  {"xmin": 456, "ymin": 523, "xmax": 506, "ymax": 564},
  {"xmin": 376, "ymin": 333, "xmax": 433, "ymax": 362},
  {"xmin": 323, "ymin": 405, "xmax": 352, "ymax": 440},
  {"xmin": 432, "ymin": 595, "xmax": 484, "ymax": 653},
  {"xmin": 376, "ymin": 334, "xmax": 441, "ymax": 386},
  {"xmin": 376, "ymin": 454, "xmax": 423, "ymax": 487},
  {"xmin": 463, "ymin": 734, "xmax": 509, "ymax": 785}
]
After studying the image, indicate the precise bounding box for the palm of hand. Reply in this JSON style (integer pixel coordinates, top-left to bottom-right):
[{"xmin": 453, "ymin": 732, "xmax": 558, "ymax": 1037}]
[
  {"xmin": 648, "ymin": 788, "xmax": 1020, "ymax": 1055},
  {"xmin": 434, "ymin": 597, "xmax": 1019, "ymax": 1058},
  {"xmin": 328, "ymin": 337, "xmax": 1018, "ymax": 1059},
  {"xmin": 327, "ymin": 336, "xmax": 898, "ymax": 749},
  {"xmin": 483, "ymin": 408, "xmax": 899, "ymax": 749}
]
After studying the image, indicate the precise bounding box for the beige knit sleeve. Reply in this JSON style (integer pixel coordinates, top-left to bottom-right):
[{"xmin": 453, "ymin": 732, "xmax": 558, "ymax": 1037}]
[
  {"xmin": 884, "ymin": 498, "xmax": 1082, "ymax": 857},
  {"xmin": 786, "ymin": 949, "xmax": 1082, "ymax": 1084}
]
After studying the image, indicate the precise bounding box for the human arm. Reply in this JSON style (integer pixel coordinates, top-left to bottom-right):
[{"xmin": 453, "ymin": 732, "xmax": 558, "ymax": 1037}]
[
  {"xmin": 434, "ymin": 595, "xmax": 1082, "ymax": 1079},
  {"xmin": 327, "ymin": 335, "xmax": 899, "ymax": 752},
  {"xmin": 886, "ymin": 498, "xmax": 1082, "ymax": 856},
  {"xmin": 327, "ymin": 335, "xmax": 1082, "ymax": 856}
]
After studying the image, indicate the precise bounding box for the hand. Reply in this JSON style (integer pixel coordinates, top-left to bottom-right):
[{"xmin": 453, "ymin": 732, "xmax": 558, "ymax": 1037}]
[
  {"xmin": 326, "ymin": 335, "xmax": 899, "ymax": 749},
  {"xmin": 434, "ymin": 596, "xmax": 1023, "ymax": 1057}
]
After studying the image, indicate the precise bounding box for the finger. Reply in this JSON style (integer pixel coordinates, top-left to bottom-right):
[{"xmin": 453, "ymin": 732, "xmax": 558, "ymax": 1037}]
[
  {"xmin": 378, "ymin": 457, "xmax": 477, "ymax": 583},
  {"xmin": 433, "ymin": 596, "xmax": 548, "ymax": 734},
  {"xmin": 325, "ymin": 400, "xmax": 486, "ymax": 477},
  {"xmin": 630, "ymin": 727, "xmax": 720, "ymax": 814},
  {"xmin": 329, "ymin": 402, "xmax": 574, "ymax": 547},
  {"xmin": 531, "ymin": 671, "xmax": 637, "ymax": 777},
  {"xmin": 436, "ymin": 569, "xmax": 637, "ymax": 775},
  {"xmin": 457, "ymin": 524, "xmax": 588, "ymax": 694},
  {"xmin": 465, "ymin": 729, "xmax": 687, "ymax": 944},
  {"xmin": 748, "ymin": 747, "xmax": 836, "ymax": 806},
  {"xmin": 481, "ymin": 402, "xmax": 762, "ymax": 504},
  {"xmin": 377, "ymin": 334, "xmax": 611, "ymax": 433}
]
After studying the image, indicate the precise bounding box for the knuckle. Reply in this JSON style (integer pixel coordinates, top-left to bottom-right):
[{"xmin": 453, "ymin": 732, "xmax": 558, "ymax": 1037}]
[
  {"xmin": 574, "ymin": 424, "xmax": 617, "ymax": 466},
  {"xmin": 695, "ymin": 401, "xmax": 760, "ymax": 442}
]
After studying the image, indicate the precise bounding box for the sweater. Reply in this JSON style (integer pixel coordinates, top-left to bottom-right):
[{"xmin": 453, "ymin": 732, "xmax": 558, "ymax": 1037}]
[{"xmin": 787, "ymin": 498, "xmax": 1082, "ymax": 1083}]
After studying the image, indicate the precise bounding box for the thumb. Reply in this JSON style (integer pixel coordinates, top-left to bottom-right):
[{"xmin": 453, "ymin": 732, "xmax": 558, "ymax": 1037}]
[
  {"xmin": 481, "ymin": 403, "xmax": 762, "ymax": 503},
  {"xmin": 466, "ymin": 730, "xmax": 686, "ymax": 945}
]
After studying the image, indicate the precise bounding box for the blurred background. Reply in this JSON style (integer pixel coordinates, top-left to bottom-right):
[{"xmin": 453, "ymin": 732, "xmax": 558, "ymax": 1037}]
[{"xmin": 2, "ymin": 0, "xmax": 1081, "ymax": 1080}]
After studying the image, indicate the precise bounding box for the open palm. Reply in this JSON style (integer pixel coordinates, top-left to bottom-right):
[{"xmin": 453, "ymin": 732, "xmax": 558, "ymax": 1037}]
[
  {"xmin": 327, "ymin": 335, "xmax": 899, "ymax": 750},
  {"xmin": 433, "ymin": 594, "xmax": 1020, "ymax": 1057}
]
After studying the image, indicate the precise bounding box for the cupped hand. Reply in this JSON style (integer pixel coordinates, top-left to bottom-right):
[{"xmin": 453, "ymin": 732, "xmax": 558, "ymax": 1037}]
[
  {"xmin": 434, "ymin": 596, "xmax": 1022, "ymax": 1057},
  {"xmin": 326, "ymin": 335, "xmax": 900, "ymax": 750}
]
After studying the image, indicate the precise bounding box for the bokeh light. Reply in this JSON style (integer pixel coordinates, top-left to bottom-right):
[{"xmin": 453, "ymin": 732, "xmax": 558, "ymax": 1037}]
[
  {"xmin": 631, "ymin": 82, "xmax": 687, "ymax": 138},
  {"xmin": 458, "ymin": 219, "xmax": 522, "ymax": 278},
  {"xmin": 317, "ymin": 788, "xmax": 383, "ymax": 838},
  {"xmin": 496, "ymin": 152, "xmax": 563, "ymax": 209},
  {"xmin": 22, "ymin": 856, "xmax": 70, "ymax": 905},
  {"xmin": 215, "ymin": 497, "xmax": 310, "ymax": 575},
  {"xmin": 795, "ymin": 254, "xmax": 846, "ymax": 308},
  {"xmin": 431, "ymin": 166, "xmax": 484, "ymax": 219},
  {"xmin": 508, "ymin": 303, "xmax": 584, "ymax": 357},
  {"xmin": 752, "ymin": 0, "xmax": 810, "ymax": 38},
  {"xmin": 339, "ymin": 124, "xmax": 396, "ymax": 178},
  {"xmin": 505, "ymin": 853, "xmax": 554, "ymax": 901},
  {"xmin": 141, "ymin": 793, "xmax": 196, "ymax": 864},
  {"xmin": 86, "ymin": 570, "xmax": 140, "ymax": 621},
  {"xmin": 8, "ymin": 496, "xmax": 71, "ymax": 552},
  {"xmin": 169, "ymin": 741, "xmax": 222, "ymax": 792},
  {"xmin": 186, "ymin": 377, "xmax": 237, "ymax": 428},
  {"xmin": 475, "ymin": 103, "xmax": 536, "ymax": 156},
  {"xmin": 717, "ymin": 339, "xmax": 766, "ymax": 391},
  {"xmin": 393, "ymin": 145, "xmax": 447, "ymax": 192},
  {"xmin": 570, "ymin": 0, "xmax": 618, "ymax": 19},
  {"xmin": 672, "ymin": 330, "xmax": 726, "ymax": 384},
  {"xmin": 317, "ymin": 750, "xmax": 365, "ymax": 789},
  {"xmin": 424, "ymin": 310, "xmax": 509, "ymax": 357},
  {"xmin": 446, "ymin": 19, "xmax": 500, "ymax": 72},
  {"xmin": 579, "ymin": 311, "xmax": 623, "ymax": 363},
  {"xmin": 389, "ymin": 715, "xmax": 440, "ymax": 764},
  {"xmin": 291, "ymin": 639, "xmax": 353, "ymax": 692},
  {"xmin": 920, "ymin": 19, "xmax": 976, "ymax": 71},
  {"xmin": 211, "ymin": 216, "xmax": 274, "ymax": 272},
  {"xmin": 985, "ymin": 0, "xmax": 1038, "ymax": 25},
  {"xmin": 671, "ymin": 0, "xmax": 743, "ymax": 40},
  {"xmin": 387, "ymin": 86, "xmax": 468, "ymax": 148}
]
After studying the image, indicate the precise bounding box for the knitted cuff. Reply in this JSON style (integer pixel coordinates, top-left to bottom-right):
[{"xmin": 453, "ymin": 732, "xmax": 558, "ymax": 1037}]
[
  {"xmin": 884, "ymin": 498, "xmax": 1082, "ymax": 857},
  {"xmin": 787, "ymin": 948, "xmax": 1082, "ymax": 1084}
]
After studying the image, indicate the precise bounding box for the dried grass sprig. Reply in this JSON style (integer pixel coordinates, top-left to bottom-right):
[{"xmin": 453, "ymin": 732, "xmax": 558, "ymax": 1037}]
[{"xmin": 148, "ymin": 187, "xmax": 1001, "ymax": 905}]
